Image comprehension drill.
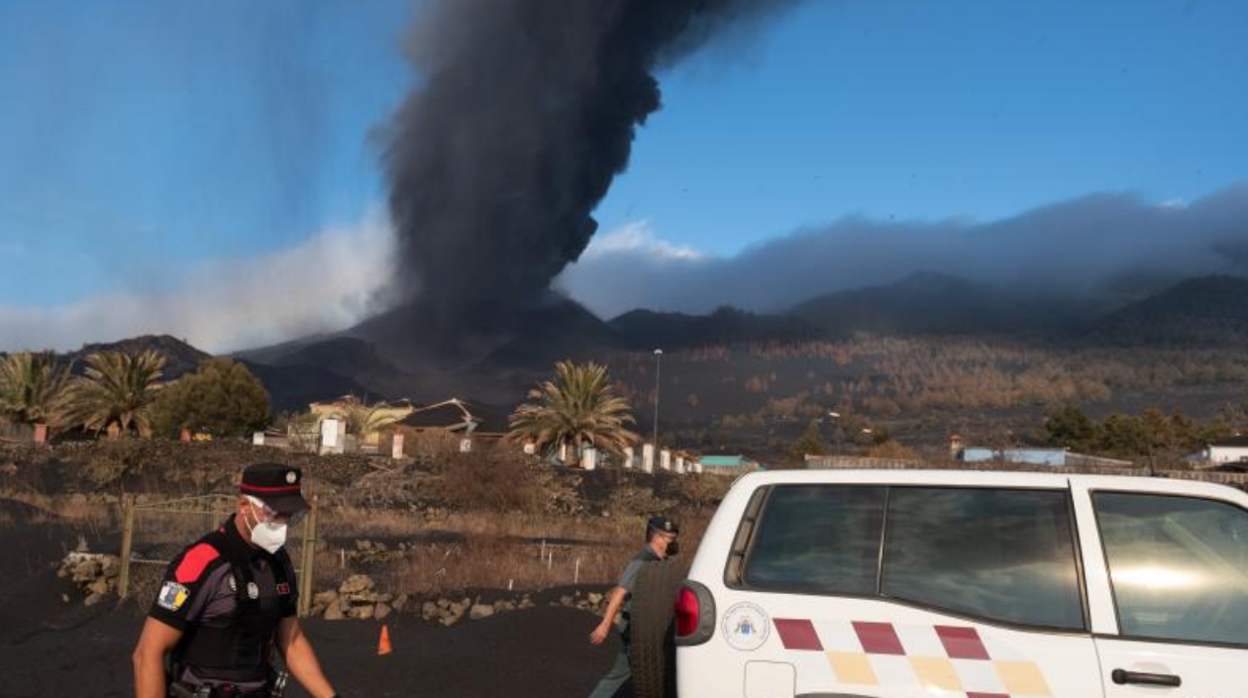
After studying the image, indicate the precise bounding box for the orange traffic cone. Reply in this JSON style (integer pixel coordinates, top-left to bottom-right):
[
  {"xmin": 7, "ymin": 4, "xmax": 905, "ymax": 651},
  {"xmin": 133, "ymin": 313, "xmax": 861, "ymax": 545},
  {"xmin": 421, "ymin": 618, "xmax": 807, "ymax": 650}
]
[{"xmin": 377, "ymin": 624, "xmax": 392, "ymax": 656}]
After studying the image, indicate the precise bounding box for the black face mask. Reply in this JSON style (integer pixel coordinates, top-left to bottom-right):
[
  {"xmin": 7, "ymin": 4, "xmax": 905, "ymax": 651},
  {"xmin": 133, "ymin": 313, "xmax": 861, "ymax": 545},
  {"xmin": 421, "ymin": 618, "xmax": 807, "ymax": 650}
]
[{"xmin": 665, "ymin": 540, "xmax": 680, "ymax": 557}]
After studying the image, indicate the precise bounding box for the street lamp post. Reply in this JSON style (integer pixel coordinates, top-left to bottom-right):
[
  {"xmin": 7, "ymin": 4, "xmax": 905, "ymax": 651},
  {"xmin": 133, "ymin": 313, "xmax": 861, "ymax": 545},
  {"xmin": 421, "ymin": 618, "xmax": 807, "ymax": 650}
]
[{"xmin": 653, "ymin": 349, "xmax": 663, "ymax": 449}]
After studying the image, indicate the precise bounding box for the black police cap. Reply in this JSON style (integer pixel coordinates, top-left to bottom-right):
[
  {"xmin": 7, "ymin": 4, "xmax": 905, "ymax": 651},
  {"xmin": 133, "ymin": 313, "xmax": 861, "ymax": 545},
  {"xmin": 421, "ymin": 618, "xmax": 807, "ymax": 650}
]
[
  {"xmin": 240, "ymin": 462, "xmax": 308, "ymax": 515},
  {"xmin": 647, "ymin": 515, "xmax": 679, "ymax": 535}
]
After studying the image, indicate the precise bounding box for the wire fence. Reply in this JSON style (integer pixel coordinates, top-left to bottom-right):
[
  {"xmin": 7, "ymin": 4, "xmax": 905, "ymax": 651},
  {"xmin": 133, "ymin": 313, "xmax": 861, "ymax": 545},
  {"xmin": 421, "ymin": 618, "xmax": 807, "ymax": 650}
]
[{"xmin": 118, "ymin": 494, "xmax": 319, "ymax": 616}]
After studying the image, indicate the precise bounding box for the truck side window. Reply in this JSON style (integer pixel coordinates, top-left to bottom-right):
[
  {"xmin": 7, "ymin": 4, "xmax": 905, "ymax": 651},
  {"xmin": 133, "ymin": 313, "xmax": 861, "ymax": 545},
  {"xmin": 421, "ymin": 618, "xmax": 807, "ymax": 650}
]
[
  {"xmin": 1095, "ymin": 492, "xmax": 1248, "ymax": 645},
  {"xmin": 881, "ymin": 487, "xmax": 1085, "ymax": 631},
  {"xmin": 741, "ymin": 485, "xmax": 886, "ymax": 595}
]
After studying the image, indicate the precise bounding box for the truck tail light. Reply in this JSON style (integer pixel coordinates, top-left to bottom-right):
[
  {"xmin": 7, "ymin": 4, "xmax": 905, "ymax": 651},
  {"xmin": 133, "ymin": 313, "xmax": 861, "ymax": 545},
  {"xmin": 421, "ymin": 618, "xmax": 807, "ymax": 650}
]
[
  {"xmin": 675, "ymin": 586, "xmax": 700, "ymax": 637},
  {"xmin": 674, "ymin": 580, "xmax": 715, "ymax": 646}
]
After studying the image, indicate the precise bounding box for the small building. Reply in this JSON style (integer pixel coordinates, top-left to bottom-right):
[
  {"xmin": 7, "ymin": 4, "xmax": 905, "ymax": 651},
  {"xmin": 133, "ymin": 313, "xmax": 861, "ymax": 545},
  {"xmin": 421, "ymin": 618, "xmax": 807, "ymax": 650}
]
[
  {"xmin": 1203, "ymin": 435, "xmax": 1248, "ymax": 465},
  {"xmin": 699, "ymin": 455, "xmax": 763, "ymax": 476},
  {"xmin": 307, "ymin": 396, "xmax": 415, "ymax": 452},
  {"xmin": 387, "ymin": 398, "xmax": 507, "ymax": 456},
  {"xmin": 956, "ymin": 446, "xmax": 1132, "ymax": 469}
]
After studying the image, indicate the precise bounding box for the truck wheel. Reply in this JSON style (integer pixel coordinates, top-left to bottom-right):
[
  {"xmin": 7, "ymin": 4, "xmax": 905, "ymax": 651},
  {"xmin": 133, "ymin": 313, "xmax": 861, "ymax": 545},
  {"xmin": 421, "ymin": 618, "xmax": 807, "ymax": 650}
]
[{"xmin": 628, "ymin": 560, "xmax": 685, "ymax": 698}]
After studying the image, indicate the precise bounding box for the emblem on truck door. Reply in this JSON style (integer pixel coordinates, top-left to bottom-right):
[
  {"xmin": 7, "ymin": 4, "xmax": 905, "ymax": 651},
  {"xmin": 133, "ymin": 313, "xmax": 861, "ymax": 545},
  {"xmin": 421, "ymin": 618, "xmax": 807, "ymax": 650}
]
[{"xmin": 723, "ymin": 602, "xmax": 771, "ymax": 651}]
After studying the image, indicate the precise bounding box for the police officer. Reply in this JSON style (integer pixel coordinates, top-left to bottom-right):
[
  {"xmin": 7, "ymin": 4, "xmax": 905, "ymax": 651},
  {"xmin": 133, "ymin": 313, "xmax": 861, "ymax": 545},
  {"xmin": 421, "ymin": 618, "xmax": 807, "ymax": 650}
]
[
  {"xmin": 584, "ymin": 515, "xmax": 679, "ymax": 698},
  {"xmin": 132, "ymin": 463, "xmax": 343, "ymax": 698}
]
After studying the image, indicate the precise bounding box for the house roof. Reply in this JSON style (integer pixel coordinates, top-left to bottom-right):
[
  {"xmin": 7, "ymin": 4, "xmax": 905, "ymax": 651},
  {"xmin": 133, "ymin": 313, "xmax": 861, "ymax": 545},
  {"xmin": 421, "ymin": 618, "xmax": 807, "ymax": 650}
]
[
  {"xmin": 700, "ymin": 455, "xmax": 752, "ymax": 467},
  {"xmin": 1210, "ymin": 435, "xmax": 1248, "ymax": 448},
  {"xmin": 398, "ymin": 399, "xmax": 508, "ymax": 433}
]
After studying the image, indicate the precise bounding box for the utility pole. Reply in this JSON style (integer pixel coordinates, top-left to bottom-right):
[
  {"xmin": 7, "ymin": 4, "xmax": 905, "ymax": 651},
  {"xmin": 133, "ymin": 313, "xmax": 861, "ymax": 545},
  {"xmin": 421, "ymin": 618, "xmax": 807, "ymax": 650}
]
[{"xmin": 653, "ymin": 348, "xmax": 663, "ymax": 449}]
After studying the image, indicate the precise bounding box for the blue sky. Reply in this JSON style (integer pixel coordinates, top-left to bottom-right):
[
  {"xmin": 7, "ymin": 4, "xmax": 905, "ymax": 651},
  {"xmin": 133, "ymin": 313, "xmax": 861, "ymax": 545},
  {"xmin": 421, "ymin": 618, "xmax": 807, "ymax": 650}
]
[{"xmin": 0, "ymin": 0, "xmax": 1246, "ymax": 348}]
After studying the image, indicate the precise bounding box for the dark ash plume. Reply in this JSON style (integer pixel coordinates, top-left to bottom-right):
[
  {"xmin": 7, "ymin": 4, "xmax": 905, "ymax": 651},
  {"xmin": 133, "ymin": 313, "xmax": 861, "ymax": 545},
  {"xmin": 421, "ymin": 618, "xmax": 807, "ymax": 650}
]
[{"xmin": 384, "ymin": 0, "xmax": 801, "ymax": 333}]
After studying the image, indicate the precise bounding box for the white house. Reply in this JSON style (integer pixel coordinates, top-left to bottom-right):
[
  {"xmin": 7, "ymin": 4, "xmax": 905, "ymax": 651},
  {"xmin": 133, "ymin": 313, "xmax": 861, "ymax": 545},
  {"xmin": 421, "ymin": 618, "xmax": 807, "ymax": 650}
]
[{"xmin": 1205, "ymin": 435, "xmax": 1248, "ymax": 465}]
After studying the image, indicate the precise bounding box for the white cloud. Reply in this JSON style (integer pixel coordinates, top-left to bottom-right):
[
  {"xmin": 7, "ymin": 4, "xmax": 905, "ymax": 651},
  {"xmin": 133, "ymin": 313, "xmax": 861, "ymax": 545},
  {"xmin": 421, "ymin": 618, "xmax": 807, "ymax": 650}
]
[
  {"xmin": 558, "ymin": 220, "xmax": 712, "ymax": 318},
  {"xmin": 0, "ymin": 215, "xmax": 397, "ymax": 354},
  {"xmin": 579, "ymin": 220, "xmax": 705, "ymax": 262}
]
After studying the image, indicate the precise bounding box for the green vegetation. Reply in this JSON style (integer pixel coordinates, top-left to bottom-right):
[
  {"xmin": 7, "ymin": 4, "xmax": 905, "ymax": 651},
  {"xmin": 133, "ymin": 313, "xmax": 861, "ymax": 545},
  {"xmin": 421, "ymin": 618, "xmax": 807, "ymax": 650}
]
[
  {"xmin": 0, "ymin": 351, "xmax": 72, "ymax": 427},
  {"xmin": 509, "ymin": 360, "xmax": 639, "ymax": 461},
  {"xmin": 66, "ymin": 349, "xmax": 166, "ymax": 438},
  {"xmin": 150, "ymin": 359, "xmax": 270, "ymax": 438},
  {"xmin": 1044, "ymin": 404, "xmax": 1236, "ymax": 460},
  {"xmin": 786, "ymin": 419, "xmax": 826, "ymax": 467}
]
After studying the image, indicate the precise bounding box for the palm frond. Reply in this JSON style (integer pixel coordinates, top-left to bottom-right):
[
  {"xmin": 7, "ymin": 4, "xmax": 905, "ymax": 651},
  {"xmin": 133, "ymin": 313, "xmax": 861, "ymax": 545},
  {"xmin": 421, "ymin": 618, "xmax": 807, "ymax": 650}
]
[
  {"xmin": 66, "ymin": 349, "xmax": 166, "ymax": 438},
  {"xmin": 0, "ymin": 351, "xmax": 73, "ymax": 427},
  {"xmin": 509, "ymin": 360, "xmax": 639, "ymax": 461}
]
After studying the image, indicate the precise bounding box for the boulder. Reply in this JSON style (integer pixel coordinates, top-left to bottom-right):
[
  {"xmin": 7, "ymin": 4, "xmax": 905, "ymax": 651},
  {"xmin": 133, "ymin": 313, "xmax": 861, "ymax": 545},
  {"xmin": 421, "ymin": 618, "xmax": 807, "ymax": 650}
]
[
  {"xmin": 339, "ymin": 574, "xmax": 374, "ymax": 595},
  {"xmin": 323, "ymin": 602, "xmax": 344, "ymax": 621},
  {"xmin": 72, "ymin": 559, "xmax": 100, "ymax": 582},
  {"xmin": 313, "ymin": 590, "xmax": 339, "ymax": 607},
  {"xmin": 87, "ymin": 577, "xmax": 111, "ymax": 596},
  {"xmin": 375, "ymin": 603, "xmax": 392, "ymax": 620},
  {"xmin": 470, "ymin": 604, "xmax": 495, "ymax": 620}
]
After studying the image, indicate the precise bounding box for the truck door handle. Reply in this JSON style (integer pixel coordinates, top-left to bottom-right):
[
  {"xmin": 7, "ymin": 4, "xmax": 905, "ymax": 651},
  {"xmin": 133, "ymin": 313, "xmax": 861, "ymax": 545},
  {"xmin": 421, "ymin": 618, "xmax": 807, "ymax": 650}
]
[{"xmin": 1111, "ymin": 669, "xmax": 1181, "ymax": 687}]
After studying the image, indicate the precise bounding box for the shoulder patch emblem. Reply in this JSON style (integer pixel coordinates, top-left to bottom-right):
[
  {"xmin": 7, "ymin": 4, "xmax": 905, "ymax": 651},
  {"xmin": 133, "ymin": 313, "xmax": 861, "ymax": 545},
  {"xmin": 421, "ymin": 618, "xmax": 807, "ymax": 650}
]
[
  {"xmin": 157, "ymin": 581, "xmax": 190, "ymax": 611},
  {"xmin": 175, "ymin": 543, "xmax": 220, "ymax": 584},
  {"xmin": 276, "ymin": 582, "xmax": 291, "ymax": 595}
]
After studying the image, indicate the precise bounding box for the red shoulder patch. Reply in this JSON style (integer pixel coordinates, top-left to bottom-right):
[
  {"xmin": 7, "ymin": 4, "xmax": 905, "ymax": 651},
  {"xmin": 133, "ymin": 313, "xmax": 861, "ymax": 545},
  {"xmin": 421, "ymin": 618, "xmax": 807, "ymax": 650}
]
[{"xmin": 175, "ymin": 543, "xmax": 220, "ymax": 583}]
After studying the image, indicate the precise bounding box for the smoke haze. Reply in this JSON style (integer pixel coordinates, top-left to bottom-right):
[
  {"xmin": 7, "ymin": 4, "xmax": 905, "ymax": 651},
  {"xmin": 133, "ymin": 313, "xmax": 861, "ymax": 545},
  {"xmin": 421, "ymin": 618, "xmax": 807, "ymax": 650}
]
[
  {"xmin": 0, "ymin": 218, "xmax": 395, "ymax": 354},
  {"xmin": 559, "ymin": 184, "xmax": 1248, "ymax": 317}
]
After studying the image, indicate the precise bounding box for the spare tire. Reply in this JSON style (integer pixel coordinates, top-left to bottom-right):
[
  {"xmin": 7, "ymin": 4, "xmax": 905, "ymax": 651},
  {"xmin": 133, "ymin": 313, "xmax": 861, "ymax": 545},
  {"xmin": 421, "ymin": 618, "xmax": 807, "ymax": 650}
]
[{"xmin": 627, "ymin": 560, "xmax": 685, "ymax": 698}]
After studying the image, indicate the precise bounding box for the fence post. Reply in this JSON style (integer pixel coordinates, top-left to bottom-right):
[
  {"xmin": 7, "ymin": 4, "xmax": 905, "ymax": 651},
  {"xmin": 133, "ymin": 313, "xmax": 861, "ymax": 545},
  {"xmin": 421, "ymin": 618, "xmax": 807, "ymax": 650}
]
[
  {"xmin": 298, "ymin": 494, "xmax": 319, "ymax": 617},
  {"xmin": 118, "ymin": 494, "xmax": 135, "ymax": 599}
]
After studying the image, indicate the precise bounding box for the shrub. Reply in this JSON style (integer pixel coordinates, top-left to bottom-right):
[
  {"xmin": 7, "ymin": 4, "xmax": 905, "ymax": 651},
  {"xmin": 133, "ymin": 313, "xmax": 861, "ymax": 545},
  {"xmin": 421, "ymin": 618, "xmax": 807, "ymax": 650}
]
[
  {"xmin": 437, "ymin": 450, "xmax": 546, "ymax": 515},
  {"xmin": 150, "ymin": 360, "xmax": 269, "ymax": 439}
]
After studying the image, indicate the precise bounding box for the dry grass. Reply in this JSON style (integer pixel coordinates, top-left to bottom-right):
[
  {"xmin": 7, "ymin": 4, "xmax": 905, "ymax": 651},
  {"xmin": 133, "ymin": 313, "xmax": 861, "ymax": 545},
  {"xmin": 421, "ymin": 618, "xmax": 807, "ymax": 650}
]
[
  {"xmin": 0, "ymin": 488, "xmax": 116, "ymax": 530},
  {"xmin": 311, "ymin": 506, "xmax": 716, "ymax": 597}
]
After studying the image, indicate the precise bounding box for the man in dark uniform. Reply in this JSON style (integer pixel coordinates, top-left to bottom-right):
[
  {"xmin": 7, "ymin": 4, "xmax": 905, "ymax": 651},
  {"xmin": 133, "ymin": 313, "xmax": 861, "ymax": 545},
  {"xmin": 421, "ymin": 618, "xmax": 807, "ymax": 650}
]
[
  {"xmin": 585, "ymin": 515, "xmax": 679, "ymax": 698},
  {"xmin": 132, "ymin": 463, "xmax": 342, "ymax": 698}
]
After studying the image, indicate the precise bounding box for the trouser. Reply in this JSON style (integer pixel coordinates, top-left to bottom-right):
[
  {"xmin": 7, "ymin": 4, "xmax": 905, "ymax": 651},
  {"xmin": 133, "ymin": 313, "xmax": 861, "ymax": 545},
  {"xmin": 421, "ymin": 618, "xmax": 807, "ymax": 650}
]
[{"xmin": 586, "ymin": 642, "xmax": 631, "ymax": 698}]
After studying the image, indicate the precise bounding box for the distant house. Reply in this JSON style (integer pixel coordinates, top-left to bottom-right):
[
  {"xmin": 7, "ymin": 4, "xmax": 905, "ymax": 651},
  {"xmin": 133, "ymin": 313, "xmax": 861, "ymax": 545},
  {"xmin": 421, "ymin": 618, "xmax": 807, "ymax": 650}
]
[
  {"xmin": 307, "ymin": 396, "xmax": 415, "ymax": 450},
  {"xmin": 1202, "ymin": 435, "xmax": 1248, "ymax": 465},
  {"xmin": 396, "ymin": 399, "xmax": 506, "ymax": 435},
  {"xmin": 956, "ymin": 445, "xmax": 1133, "ymax": 469},
  {"xmin": 699, "ymin": 454, "xmax": 763, "ymax": 476},
  {"xmin": 388, "ymin": 399, "xmax": 508, "ymax": 455}
]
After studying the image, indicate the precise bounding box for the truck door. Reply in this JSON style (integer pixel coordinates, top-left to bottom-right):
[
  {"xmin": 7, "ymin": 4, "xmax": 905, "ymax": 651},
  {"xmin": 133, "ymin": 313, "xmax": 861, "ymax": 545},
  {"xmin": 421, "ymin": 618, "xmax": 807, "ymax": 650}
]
[{"xmin": 1076, "ymin": 485, "xmax": 1248, "ymax": 698}]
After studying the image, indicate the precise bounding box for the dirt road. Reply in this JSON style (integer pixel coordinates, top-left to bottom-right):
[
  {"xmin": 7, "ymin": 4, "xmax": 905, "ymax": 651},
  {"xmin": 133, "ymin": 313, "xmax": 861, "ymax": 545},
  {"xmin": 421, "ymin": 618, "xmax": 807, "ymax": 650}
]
[
  {"xmin": 1, "ymin": 599, "xmax": 629, "ymax": 698},
  {"xmin": 0, "ymin": 503, "xmax": 631, "ymax": 698}
]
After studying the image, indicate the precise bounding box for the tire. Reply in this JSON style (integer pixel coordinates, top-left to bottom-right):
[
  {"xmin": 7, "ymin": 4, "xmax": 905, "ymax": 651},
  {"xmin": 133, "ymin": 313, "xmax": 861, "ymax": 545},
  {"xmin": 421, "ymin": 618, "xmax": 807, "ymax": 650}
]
[{"xmin": 628, "ymin": 560, "xmax": 685, "ymax": 698}]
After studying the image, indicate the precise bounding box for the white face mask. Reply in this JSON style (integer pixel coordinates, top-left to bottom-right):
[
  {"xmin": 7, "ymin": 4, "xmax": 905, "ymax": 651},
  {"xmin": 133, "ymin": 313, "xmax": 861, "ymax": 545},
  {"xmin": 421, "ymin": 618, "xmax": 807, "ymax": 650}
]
[{"xmin": 244, "ymin": 497, "xmax": 288, "ymax": 554}]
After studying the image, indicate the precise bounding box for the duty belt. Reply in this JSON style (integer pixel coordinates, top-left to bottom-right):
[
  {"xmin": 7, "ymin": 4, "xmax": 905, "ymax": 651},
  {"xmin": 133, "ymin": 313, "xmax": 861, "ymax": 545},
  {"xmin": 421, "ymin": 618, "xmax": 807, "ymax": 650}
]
[
  {"xmin": 168, "ymin": 670, "xmax": 287, "ymax": 698},
  {"xmin": 168, "ymin": 683, "xmax": 270, "ymax": 698}
]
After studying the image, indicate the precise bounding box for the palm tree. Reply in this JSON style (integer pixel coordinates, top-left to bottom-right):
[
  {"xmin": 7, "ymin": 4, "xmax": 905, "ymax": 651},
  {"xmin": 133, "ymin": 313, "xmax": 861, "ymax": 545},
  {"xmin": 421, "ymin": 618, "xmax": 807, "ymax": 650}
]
[
  {"xmin": 67, "ymin": 350, "xmax": 166, "ymax": 438},
  {"xmin": 509, "ymin": 361, "xmax": 639, "ymax": 463},
  {"xmin": 0, "ymin": 351, "xmax": 72, "ymax": 427},
  {"xmin": 340, "ymin": 395, "xmax": 408, "ymax": 442}
]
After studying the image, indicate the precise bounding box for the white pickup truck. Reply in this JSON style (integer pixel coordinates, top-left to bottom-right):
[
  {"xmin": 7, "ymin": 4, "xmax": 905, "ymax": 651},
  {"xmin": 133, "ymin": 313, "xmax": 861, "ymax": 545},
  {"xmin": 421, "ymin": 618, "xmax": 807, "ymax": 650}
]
[{"xmin": 628, "ymin": 469, "xmax": 1248, "ymax": 698}]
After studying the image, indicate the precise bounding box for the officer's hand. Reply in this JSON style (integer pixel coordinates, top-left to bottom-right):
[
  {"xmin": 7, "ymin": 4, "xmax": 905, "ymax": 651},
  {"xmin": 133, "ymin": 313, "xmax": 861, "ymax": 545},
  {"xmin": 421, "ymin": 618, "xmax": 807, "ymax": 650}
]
[{"xmin": 589, "ymin": 623, "xmax": 609, "ymax": 645}]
